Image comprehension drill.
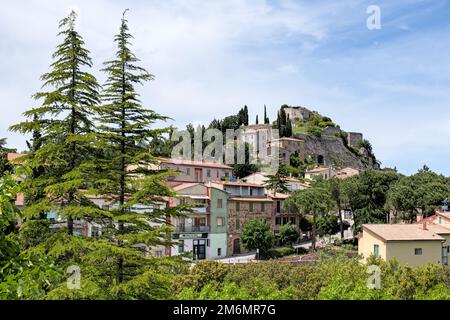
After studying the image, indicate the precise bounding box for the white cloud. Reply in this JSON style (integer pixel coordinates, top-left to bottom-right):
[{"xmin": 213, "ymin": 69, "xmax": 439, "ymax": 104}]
[{"xmin": 0, "ymin": 0, "xmax": 449, "ymax": 175}]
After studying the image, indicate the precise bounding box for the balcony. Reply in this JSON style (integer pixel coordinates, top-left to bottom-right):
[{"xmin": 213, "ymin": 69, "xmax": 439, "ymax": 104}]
[
  {"xmin": 175, "ymin": 225, "xmax": 210, "ymax": 233},
  {"xmin": 191, "ymin": 206, "xmax": 209, "ymax": 214}
]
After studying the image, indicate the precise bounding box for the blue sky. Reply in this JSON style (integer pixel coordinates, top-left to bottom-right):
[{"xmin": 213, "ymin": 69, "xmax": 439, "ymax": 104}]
[{"xmin": 0, "ymin": 0, "xmax": 449, "ymax": 176}]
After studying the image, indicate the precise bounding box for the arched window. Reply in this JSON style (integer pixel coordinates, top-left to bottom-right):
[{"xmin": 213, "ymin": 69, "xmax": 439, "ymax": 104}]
[{"xmin": 317, "ymin": 155, "xmax": 324, "ymax": 165}]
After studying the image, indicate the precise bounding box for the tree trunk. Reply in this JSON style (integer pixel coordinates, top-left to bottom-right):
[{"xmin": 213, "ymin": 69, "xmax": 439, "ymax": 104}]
[
  {"xmin": 338, "ymin": 205, "xmax": 344, "ymax": 239},
  {"xmin": 116, "ymin": 63, "xmax": 126, "ymax": 284},
  {"xmin": 68, "ymin": 216, "xmax": 74, "ymax": 235},
  {"xmin": 312, "ymin": 213, "xmax": 317, "ymax": 251},
  {"xmin": 67, "ymin": 53, "xmax": 77, "ymax": 236}
]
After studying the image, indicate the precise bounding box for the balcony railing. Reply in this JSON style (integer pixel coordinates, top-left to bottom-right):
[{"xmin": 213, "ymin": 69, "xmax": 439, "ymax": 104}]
[
  {"xmin": 175, "ymin": 225, "xmax": 210, "ymax": 233},
  {"xmin": 192, "ymin": 206, "xmax": 209, "ymax": 213}
]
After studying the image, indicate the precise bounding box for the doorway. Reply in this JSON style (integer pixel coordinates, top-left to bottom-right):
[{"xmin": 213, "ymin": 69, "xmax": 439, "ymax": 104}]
[
  {"xmin": 193, "ymin": 239, "xmax": 206, "ymax": 260},
  {"xmin": 233, "ymin": 238, "xmax": 241, "ymax": 255}
]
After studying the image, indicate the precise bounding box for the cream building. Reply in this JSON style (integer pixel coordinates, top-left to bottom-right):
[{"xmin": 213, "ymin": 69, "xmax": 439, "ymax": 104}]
[
  {"xmin": 358, "ymin": 223, "xmax": 450, "ymax": 267},
  {"xmin": 304, "ymin": 167, "xmax": 336, "ymax": 181}
]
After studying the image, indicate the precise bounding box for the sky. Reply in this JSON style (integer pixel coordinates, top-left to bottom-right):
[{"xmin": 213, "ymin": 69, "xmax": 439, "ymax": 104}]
[{"xmin": 0, "ymin": 0, "xmax": 449, "ymax": 176}]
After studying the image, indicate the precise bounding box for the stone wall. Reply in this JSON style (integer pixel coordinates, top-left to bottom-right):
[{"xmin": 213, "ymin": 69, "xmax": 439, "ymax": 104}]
[
  {"xmin": 295, "ymin": 133, "xmax": 367, "ymax": 169},
  {"xmin": 347, "ymin": 132, "xmax": 363, "ymax": 148},
  {"xmin": 284, "ymin": 106, "xmax": 311, "ymax": 122},
  {"xmin": 227, "ymin": 199, "xmax": 272, "ymax": 255}
]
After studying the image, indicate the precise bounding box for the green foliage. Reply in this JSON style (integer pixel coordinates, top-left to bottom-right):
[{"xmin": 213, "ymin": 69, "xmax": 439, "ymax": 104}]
[
  {"xmin": 267, "ymin": 246, "xmax": 295, "ymax": 259},
  {"xmin": 342, "ymin": 169, "xmax": 400, "ymax": 233},
  {"xmin": 386, "ymin": 168, "xmax": 449, "ymax": 222},
  {"xmin": 240, "ymin": 219, "xmax": 274, "ymax": 259},
  {"xmin": 317, "ymin": 214, "xmax": 340, "ymax": 237},
  {"xmin": 10, "ymin": 11, "xmax": 102, "ymax": 230},
  {"xmin": 173, "ymin": 260, "xmax": 229, "ymax": 293},
  {"xmin": 278, "ymin": 223, "xmax": 299, "ymax": 245},
  {"xmin": 264, "ymin": 164, "xmax": 290, "ymax": 193},
  {"xmin": 285, "ymin": 187, "xmax": 334, "ymax": 250},
  {"xmin": 231, "ymin": 142, "xmax": 258, "ymax": 178},
  {"xmin": 263, "ymin": 105, "xmax": 270, "ymax": 124},
  {"xmin": 307, "ymin": 125, "xmax": 322, "ymax": 137}
]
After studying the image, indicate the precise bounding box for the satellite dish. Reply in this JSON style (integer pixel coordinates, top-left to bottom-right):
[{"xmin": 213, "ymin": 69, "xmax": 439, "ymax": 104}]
[{"xmin": 187, "ymin": 218, "xmax": 192, "ymax": 224}]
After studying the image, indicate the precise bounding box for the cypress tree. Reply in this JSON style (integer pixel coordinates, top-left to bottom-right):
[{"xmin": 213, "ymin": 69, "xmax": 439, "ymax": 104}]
[
  {"xmin": 255, "ymin": 114, "xmax": 259, "ymax": 124},
  {"xmin": 10, "ymin": 11, "xmax": 101, "ymax": 232},
  {"xmin": 243, "ymin": 105, "xmax": 249, "ymax": 126},
  {"xmin": 286, "ymin": 115, "xmax": 292, "ymax": 137},
  {"xmin": 264, "ymin": 105, "xmax": 269, "ymax": 124}
]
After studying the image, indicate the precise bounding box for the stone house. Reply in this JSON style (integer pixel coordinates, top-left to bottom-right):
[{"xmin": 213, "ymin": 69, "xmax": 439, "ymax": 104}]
[
  {"xmin": 267, "ymin": 137, "xmax": 305, "ymax": 164},
  {"xmin": 158, "ymin": 157, "xmax": 233, "ymax": 183},
  {"xmin": 304, "ymin": 167, "xmax": 336, "ymax": 181},
  {"xmin": 211, "ymin": 181, "xmax": 273, "ymax": 255}
]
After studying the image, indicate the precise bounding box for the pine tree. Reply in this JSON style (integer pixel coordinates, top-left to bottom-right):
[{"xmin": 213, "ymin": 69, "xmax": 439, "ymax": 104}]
[
  {"xmin": 0, "ymin": 138, "xmax": 16, "ymax": 175},
  {"xmin": 89, "ymin": 10, "xmax": 186, "ymax": 289},
  {"xmin": 264, "ymin": 164, "xmax": 290, "ymax": 194},
  {"xmin": 10, "ymin": 11, "xmax": 101, "ymax": 232}
]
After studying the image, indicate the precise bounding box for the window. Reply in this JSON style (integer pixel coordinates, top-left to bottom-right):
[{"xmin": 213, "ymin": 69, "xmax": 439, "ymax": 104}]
[
  {"xmin": 217, "ymin": 198, "xmax": 223, "ymax": 208},
  {"xmin": 217, "ymin": 170, "xmax": 220, "ymax": 178},
  {"xmin": 236, "ymin": 219, "xmax": 240, "ymax": 230},
  {"xmin": 439, "ymin": 217, "xmax": 443, "ymax": 224},
  {"xmin": 224, "ymin": 172, "xmax": 229, "ymax": 178},
  {"xmin": 276, "ymin": 201, "xmax": 281, "ymax": 213},
  {"xmin": 374, "ymin": 244, "xmax": 380, "ymax": 257},
  {"xmin": 155, "ymin": 250, "xmax": 163, "ymax": 258},
  {"xmin": 415, "ymin": 248, "xmax": 422, "ymax": 255},
  {"xmin": 236, "ymin": 202, "xmax": 240, "ymax": 211},
  {"xmin": 217, "ymin": 248, "xmax": 222, "ymax": 256},
  {"xmin": 290, "ymin": 217, "xmax": 296, "ymax": 224},
  {"xmin": 216, "ymin": 217, "xmax": 224, "ymax": 227},
  {"xmin": 207, "ymin": 169, "xmax": 211, "ymax": 178},
  {"xmin": 249, "ymin": 202, "xmax": 254, "ymax": 212},
  {"xmin": 186, "ymin": 168, "xmax": 190, "ymax": 175},
  {"xmin": 101, "ymin": 204, "xmax": 110, "ymax": 211},
  {"xmin": 283, "ymin": 217, "xmax": 289, "ymax": 225},
  {"xmin": 261, "ymin": 202, "xmax": 265, "ymax": 212},
  {"xmin": 178, "ymin": 240, "xmax": 184, "ymax": 253},
  {"xmin": 275, "ymin": 217, "xmax": 281, "ymax": 225}
]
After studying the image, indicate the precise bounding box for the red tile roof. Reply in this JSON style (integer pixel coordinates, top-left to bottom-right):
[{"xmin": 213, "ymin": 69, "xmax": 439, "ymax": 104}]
[
  {"xmin": 158, "ymin": 157, "xmax": 232, "ymax": 169},
  {"xmin": 214, "ymin": 180, "xmax": 264, "ymax": 187},
  {"xmin": 7, "ymin": 153, "xmax": 24, "ymax": 162}
]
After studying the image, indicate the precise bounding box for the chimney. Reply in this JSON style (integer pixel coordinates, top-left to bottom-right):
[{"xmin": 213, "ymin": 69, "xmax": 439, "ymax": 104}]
[
  {"xmin": 423, "ymin": 220, "xmax": 428, "ymax": 230},
  {"xmin": 416, "ymin": 213, "xmax": 423, "ymax": 222}
]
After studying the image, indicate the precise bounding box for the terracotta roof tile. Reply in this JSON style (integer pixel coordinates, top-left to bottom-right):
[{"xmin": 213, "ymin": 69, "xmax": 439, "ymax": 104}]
[{"xmin": 363, "ymin": 224, "xmax": 445, "ymax": 241}]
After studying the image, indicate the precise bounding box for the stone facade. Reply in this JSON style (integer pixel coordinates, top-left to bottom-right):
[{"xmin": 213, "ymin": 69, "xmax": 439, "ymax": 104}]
[
  {"xmin": 347, "ymin": 132, "xmax": 363, "ymax": 148},
  {"xmin": 268, "ymin": 194, "xmax": 301, "ymax": 234},
  {"xmin": 322, "ymin": 126, "xmax": 341, "ymax": 137},
  {"xmin": 284, "ymin": 106, "xmax": 311, "ymax": 122},
  {"xmin": 159, "ymin": 158, "xmax": 233, "ymax": 183},
  {"xmin": 268, "ymin": 137, "xmax": 305, "ymax": 164},
  {"xmin": 242, "ymin": 124, "xmax": 274, "ymax": 159},
  {"xmin": 227, "ymin": 197, "xmax": 273, "ymax": 255}
]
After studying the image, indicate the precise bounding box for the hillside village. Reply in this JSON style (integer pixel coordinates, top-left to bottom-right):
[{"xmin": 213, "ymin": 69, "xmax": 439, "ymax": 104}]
[
  {"xmin": 1, "ymin": 9, "xmax": 450, "ymax": 301},
  {"xmin": 5, "ymin": 112, "xmax": 449, "ymax": 267}
]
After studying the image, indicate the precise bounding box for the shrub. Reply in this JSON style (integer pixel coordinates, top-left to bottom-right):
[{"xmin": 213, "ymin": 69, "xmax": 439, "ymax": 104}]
[
  {"xmin": 307, "ymin": 126, "xmax": 322, "ymax": 137},
  {"xmin": 172, "ymin": 260, "xmax": 229, "ymax": 293},
  {"xmin": 267, "ymin": 246, "xmax": 295, "ymax": 259}
]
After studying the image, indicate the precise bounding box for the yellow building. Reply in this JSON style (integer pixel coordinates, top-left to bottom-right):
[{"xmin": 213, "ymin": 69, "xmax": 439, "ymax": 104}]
[{"xmin": 358, "ymin": 223, "xmax": 450, "ymax": 267}]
